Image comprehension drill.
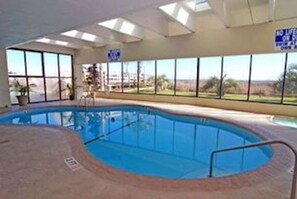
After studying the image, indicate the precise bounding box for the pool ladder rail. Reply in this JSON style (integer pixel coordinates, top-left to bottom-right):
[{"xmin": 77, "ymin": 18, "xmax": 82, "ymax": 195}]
[
  {"xmin": 78, "ymin": 95, "xmax": 95, "ymax": 108},
  {"xmin": 208, "ymin": 140, "xmax": 297, "ymax": 199}
]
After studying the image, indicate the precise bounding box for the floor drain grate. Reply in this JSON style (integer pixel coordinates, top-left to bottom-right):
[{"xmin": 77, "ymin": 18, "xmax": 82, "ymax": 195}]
[{"xmin": 64, "ymin": 157, "xmax": 81, "ymax": 171}]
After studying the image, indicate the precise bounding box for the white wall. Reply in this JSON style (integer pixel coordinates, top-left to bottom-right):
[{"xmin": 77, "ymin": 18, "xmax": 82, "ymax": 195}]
[
  {"xmin": 0, "ymin": 49, "xmax": 11, "ymax": 107},
  {"xmin": 75, "ymin": 18, "xmax": 297, "ymax": 64}
]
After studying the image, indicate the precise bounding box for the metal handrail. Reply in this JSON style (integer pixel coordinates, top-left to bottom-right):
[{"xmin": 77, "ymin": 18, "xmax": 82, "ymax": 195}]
[
  {"xmin": 209, "ymin": 140, "xmax": 297, "ymax": 199},
  {"xmin": 78, "ymin": 95, "xmax": 87, "ymax": 106},
  {"xmin": 87, "ymin": 95, "xmax": 95, "ymax": 106},
  {"xmin": 78, "ymin": 95, "xmax": 95, "ymax": 107}
]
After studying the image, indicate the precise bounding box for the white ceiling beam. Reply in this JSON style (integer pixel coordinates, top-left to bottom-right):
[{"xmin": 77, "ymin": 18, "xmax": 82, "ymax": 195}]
[
  {"xmin": 98, "ymin": 18, "xmax": 145, "ymax": 40},
  {"xmin": 47, "ymin": 35, "xmax": 96, "ymax": 47},
  {"xmin": 207, "ymin": 0, "xmax": 231, "ymax": 28},
  {"xmin": 124, "ymin": 9, "xmax": 169, "ymax": 36},
  {"xmin": 159, "ymin": 2, "xmax": 196, "ymax": 33},
  {"xmin": 268, "ymin": 0, "xmax": 276, "ymax": 22}
]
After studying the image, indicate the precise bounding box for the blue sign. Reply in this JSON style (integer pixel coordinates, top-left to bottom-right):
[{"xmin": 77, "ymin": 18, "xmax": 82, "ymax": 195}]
[
  {"xmin": 107, "ymin": 49, "xmax": 121, "ymax": 62},
  {"xmin": 275, "ymin": 28, "xmax": 297, "ymax": 51}
]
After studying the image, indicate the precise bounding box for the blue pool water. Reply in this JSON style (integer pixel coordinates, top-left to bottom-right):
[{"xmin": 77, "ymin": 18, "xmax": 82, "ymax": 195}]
[{"xmin": 0, "ymin": 106, "xmax": 272, "ymax": 179}]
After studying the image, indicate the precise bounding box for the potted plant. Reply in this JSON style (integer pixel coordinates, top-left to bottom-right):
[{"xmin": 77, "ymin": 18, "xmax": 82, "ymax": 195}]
[
  {"xmin": 61, "ymin": 78, "xmax": 80, "ymax": 100},
  {"xmin": 10, "ymin": 80, "xmax": 36, "ymax": 106}
]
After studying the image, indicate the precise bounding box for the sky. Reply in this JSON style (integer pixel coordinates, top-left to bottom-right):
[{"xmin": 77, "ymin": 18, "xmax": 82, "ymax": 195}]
[{"xmin": 7, "ymin": 50, "xmax": 72, "ymax": 77}]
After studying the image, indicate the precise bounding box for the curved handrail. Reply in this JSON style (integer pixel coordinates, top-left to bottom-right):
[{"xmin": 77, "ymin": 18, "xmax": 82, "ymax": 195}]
[
  {"xmin": 87, "ymin": 95, "xmax": 95, "ymax": 106},
  {"xmin": 78, "ymin": 95, "xmax": 95, "ymax": 107},
  {"xmin": 78, "ymin": 95, "xmax": 87, "ymax": 106},
  {"xmin": 209, "ymin": 140, "xmax": 297, "ymax": 199}
]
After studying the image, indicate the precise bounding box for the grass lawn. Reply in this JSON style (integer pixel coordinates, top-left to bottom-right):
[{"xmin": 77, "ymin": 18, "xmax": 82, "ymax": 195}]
[
  {"xmin": 139, "ymin": 87, "xmax": 155, "ymax": 94},
  {"xmin": 107, "ymin": 89, "xmax": 297, "ymax": 105}
]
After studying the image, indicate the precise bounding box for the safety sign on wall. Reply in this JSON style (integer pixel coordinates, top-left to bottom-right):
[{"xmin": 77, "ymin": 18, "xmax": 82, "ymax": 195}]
[
  {"xmin": 275, "ymin": 28, "xmax": 297, "ymax": 51},
  {"xmin": 107, "ymin": 48, "xmax": 121, "ymax": 62}
]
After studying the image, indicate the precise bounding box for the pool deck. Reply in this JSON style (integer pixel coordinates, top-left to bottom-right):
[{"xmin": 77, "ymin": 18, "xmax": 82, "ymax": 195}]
[{"xmin": 1, "ymin": 98, "xmax": 297, "ymax": 199}]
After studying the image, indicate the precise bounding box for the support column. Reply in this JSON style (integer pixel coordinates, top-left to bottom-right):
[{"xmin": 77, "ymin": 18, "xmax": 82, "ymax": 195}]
[
  {"xmin": 73, "ymin": 64, "xmax": 83, "ymax": 100},
  {"xmin": 0, "ymin": 49, "xmax": 11, "ymax": 107}
]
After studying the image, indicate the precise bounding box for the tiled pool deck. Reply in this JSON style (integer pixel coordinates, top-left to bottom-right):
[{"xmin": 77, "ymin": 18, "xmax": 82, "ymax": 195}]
[{"xmin": 0, "ymin": 98, "xmax": 297, "ymax": 199}]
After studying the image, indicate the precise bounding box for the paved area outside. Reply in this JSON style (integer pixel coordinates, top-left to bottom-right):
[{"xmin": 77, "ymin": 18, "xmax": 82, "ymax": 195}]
[{"xmin": 0, "ymin": 98, "xmax": 297, "ymax": 199}]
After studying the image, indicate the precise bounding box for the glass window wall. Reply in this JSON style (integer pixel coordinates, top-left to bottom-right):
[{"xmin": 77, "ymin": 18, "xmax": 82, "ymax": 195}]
[
  {"xmin": 123, "ymin": 61, "xmax": 138, "ymax": 93},
  {"xmin": 7, "ymin": 49, "xmax": 73, "ymax": 104},
  {"xmin": 283, "ymin": 52, "xmax": 297, "ymax": 104},
  {"xmin": 199, "ymin": 57, "xmax": 222, "ymax": 98},
  {"xmin": 222, "ymin": 55, "xmax": 250, "ymax": 100},
  {"xmin": 250, "ymin": 53, "xmax": 286, "ymax": 103},
  {"xmin": 109, "ymin": 62, "xmax": 122, "ymax": 92},
  {"xmin": 139, "ymin": 60, "xmax": 155, "ymax": 94},
  {"xmin": 156, "ymin": 59, "xmax": 175, "ymax": 95},
  {"xmin": 176, "ymin": 58, "xmax": 197, "ymax": 96}
]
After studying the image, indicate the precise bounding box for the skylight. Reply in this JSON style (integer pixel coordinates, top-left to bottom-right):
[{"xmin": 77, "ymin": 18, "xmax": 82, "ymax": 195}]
[
  {"xmin": 120, "ymin": 21, "xmax": 135, "ymax": 35},
  {"xmin": 186, "ymin": 0, "xmax": 211, "ymax": 12},
  {"xmin": 55, "ymin": 40, "xmax": 68, "ymax": 46},
  {"xmin": 159, "ymin": 3, "xmax": 191, "ymax": 27},
  {"xmin": 82, "ymin": 33, "xmax": 96, "ymax": 42},
  {"xmin": 36, "ymin": 38, "xmax": 68, "ymax": 46},
  {"xmin": 62, "ymin": 30, "xmax": 78, "ymax": 37},
  {"xmin": 98, "ymin": 18, "xmax": 137, "ymax": 36},
  {"xmin": 62, "ymin": 30, "xmax": 98, "ymax": 42},
  {"xmin": 36, "ymin": 38, "xmax": 50, "ymax": 43},
  {"xmin": 159, "ymin": 3, "xmax": 177, "ymax": 15},
  {"xmin": 98, "ymin": 19, "xmax": 119, "ymax": 29}
]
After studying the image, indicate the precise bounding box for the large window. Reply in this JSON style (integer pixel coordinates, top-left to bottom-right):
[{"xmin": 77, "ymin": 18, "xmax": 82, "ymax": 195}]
[
  {"xmin": 7, "ymin": 49, "xmax": 73, "ymax": 104},
  {"xmin": 283, "ymin": 52, "xmax": 297, "ymax": 104},
  {"xmin": 44, "ymin": 53, "xmax": 59, "ymax": 100},
  {"xmin": 139, "ymin": 60, "xmax": 155, "ymax": 94},
  {"xmin": 7, "ymin": 50, "xmax": 25, "ymax": 76},
  {"xmin": 93, "ymin": 51, "xmax": 297, "ymax": 107},
  {"xmin": 199, "ymin": 57, "xmax": 222, "ymax": 98},
  {"xmin": 26, "ymin": 52, "xmax": 43, "ymax": 76},
  {"xmin": 176, "ymin": 58, "xmax": 197, "ymax": 96},
  {"xmin": 250, "ymin": 53, "xmax": 286, "ymax": 103},
  {"xmin": 9, "ymin": 77, "xmax": 26, "ymax": 104},
  {"xmin": 156, "ymin": 59, "xmax": 175, "ymax": 95},
  {"xmin": 44, "ymin": 53, "xmax": 59, "ymax": 76},
  {"xmin": 46, "ymin": 78, "xmax": 60, "ymax": 100},
  {"xmin": 222, "ymin": 55, "xmax": 250, "ymax": 100},
  {"xmin": 123, "ymin": 61, "xmax": 138, "ymax": 93},
  {"xmin": 28, "ymin": 78, "xmax": 45, "ymax": 102},
  {"xmin": 98, "ymin": 63, "xmax": 108, "ymax": 92},
  {"xmin": 59, "ymin": 54, "xmax": 72, "ymax": 77},
  {"xmin": 109, "ymin": 62, "xmax": 122, "ymax": 92}
]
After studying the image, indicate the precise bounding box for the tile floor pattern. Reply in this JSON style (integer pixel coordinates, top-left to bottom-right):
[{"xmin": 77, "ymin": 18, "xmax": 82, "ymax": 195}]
[{"xmin": 0, "ymin": 98, "xmax": 297, "ymax": 199}]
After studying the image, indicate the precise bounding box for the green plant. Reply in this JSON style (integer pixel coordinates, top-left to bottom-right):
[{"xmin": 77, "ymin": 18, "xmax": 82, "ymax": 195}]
[
  {"xmin": 61, "ymin": 78, "xmax": 82, "ymax": 100},
  {"xmin": 10, "ymin": 80, "xmax": 36, "ymax": 96},
  {"xmin": 202, "ymin": 74, "xmax": 239, "ymax": 96},
  {"xmin": 274, "ymin": 63, "xmax": 297, "ymax": 95}
]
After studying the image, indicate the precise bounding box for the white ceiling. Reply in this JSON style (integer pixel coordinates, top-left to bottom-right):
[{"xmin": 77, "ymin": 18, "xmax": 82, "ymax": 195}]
[
  {"xmin": 2, "ymin": 0, "xmax": 297, "ymax": 49},
  {"xmin": 0, "ymin": 0, "xmax": 179, "ymax": 48}
]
